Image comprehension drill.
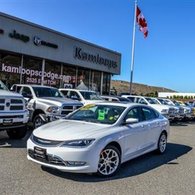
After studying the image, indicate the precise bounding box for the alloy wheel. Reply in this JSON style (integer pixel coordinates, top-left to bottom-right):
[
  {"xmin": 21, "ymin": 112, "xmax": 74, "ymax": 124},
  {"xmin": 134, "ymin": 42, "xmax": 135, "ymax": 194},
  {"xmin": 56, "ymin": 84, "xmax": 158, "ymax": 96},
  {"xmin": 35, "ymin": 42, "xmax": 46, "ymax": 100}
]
[
  {"xmin": 159, "ymin": 133, "xmax": 167, "ymax": 153},
  {"xmin": 98, "ymin": 147, "xmax": 120, "ymax": 176},
  {"xmin": 34, "ymin": 116, "xmax": 44, "ymax": 129}
]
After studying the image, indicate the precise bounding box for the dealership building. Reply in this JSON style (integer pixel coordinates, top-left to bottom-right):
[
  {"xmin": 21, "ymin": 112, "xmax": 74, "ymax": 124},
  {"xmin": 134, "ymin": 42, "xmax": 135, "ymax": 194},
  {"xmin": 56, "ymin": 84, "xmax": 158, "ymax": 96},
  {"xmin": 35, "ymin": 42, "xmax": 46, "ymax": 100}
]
[{"xmin": 0, "ymin": 12, "xmax": 121, "ymax": 94}]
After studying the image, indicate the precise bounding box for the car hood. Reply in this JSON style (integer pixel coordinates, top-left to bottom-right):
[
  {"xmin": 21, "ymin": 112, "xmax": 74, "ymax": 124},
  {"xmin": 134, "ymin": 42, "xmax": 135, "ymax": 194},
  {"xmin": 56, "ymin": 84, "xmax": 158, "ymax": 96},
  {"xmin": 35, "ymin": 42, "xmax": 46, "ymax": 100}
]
[
  {"xmin": 33, "ymin": 119, "xmax": 109, "ymax": 141},
  {"xmin": 150, "ymin": 104, "xmax": 169, "ymax": 111},
  {"xmin": 0, "ymin": 89, "xmax": 23, "ymax": 98},
  {"xmin": 38, "ymin": 97, "xmax": 82, "ymax": 107}
]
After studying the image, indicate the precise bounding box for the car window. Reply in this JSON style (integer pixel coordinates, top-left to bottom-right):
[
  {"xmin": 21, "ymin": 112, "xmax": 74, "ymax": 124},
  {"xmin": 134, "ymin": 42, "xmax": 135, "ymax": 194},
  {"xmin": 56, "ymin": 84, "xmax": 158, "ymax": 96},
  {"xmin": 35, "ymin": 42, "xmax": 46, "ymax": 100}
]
[
  {"xmin": 112, "ymin": 98, "xmax": 119, "ymax": 102},
  {"xmin": 125, "ymin": 107, "xmax": 141, "ymax": 122},
  {"xmin": 139, "ymin": 98, "xmax": 147, "ymax": 105},
  {"xmin": 67, "ymin": 104, "xmax": 126, "ymax": 125},
  {"xmin": 127, "ymin": 97, "xmax": 135, "ymax": 102},
  {"xmin": 80, "ymin": 91, "xmax": 102, "ymax": 100},
  {"xmin": 118, "ymin": 97, "xmax": 131, "ymax": 102},
  {"xmin": 60, "ymin": 90, "xmax": 68, "ymax": 97},
  {"xmin": 70, "ymin": 91, "xmax": 80, "ymax": 99},
  {"xmin": 145, "ymin": 98, "xmax": 157, "ymax": 104},
  {"xmin": 16, "ymin": 86, "xmax": 22, "ymax": 93},
  {"xmin": 141, "ymin": 107, "xmax": 158, "ymax": 121},
  {"xmin": 22, "ymin": 87, "xmax": 32, "ymax": 96},
  {"xmin": 32, "ymin": 87, "xmax": 63, "ymax": 98}
]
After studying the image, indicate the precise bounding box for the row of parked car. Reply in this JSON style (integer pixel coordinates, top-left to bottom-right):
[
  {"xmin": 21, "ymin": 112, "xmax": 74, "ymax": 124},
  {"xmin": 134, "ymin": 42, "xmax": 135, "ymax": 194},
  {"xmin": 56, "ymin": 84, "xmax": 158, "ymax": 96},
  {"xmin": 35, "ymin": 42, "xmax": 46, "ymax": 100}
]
[
  {"xmin": 0, "ymin": 82, "xmax": 194, "ymax": 140},
  {"xmin": 102, "ymin": 94, "xmax": 195, "ymax": 121},
  {"xmin": 1, "ymin": 82, "xmax": 192, "ymax": 176}
]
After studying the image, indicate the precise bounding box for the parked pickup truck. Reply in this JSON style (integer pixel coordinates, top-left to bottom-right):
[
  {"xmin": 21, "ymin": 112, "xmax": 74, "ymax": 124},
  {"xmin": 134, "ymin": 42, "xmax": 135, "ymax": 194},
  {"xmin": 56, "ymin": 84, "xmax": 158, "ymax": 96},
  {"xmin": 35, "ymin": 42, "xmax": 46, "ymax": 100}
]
[
  {"xmin": 0, "ymin": 82, "xmax": 29, "ymax": 139},
  {"xmin": 11, "ymin": 84, "xmax": 83, "ymax": 129},
  {"xmin": 122, "ymin": 95, "xmax": 172, "ymax": 120},
  {"xmin": 59, "ymin": 89, "xmax": 104, "ymax": 105}
]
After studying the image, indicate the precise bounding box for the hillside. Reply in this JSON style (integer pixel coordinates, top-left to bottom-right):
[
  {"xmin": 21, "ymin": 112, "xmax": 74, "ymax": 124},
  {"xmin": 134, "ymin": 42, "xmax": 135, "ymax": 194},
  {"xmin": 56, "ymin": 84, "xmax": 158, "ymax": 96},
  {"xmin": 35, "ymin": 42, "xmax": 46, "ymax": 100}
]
[{"xmin": 111, "ymin": 80, "xmax": 176, "ymax": 96}]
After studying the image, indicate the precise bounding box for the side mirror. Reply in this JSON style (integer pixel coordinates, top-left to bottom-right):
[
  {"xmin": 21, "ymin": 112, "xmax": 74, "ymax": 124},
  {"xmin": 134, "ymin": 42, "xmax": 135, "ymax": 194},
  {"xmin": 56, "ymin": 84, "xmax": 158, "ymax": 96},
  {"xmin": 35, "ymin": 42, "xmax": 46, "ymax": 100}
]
[{"xmin": 125, "ymin": 118, "xmax": 139, "ymax": 124}]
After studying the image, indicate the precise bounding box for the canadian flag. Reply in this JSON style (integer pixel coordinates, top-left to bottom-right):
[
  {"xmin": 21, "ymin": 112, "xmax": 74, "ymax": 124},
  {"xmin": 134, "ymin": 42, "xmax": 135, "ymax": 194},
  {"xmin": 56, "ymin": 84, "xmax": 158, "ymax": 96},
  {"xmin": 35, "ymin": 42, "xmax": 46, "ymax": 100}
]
[{"xmin": 136, "ymin": 6, "xmax": 148, "ymax": 38}]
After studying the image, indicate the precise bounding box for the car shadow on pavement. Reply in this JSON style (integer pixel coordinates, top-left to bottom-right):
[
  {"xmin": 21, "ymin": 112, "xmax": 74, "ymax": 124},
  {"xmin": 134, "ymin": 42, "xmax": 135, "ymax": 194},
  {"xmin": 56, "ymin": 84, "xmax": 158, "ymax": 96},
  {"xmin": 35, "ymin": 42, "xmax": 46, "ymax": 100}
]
[
  {"xmin": 0, "ymin": 129, "xmax": 32, "ymax": 148},
  {"xmin": 41, "ymin": 142, "xmax": 192, "ymax": 182},
  {"xmin": 170, "ymin": 120, "xmax": 195, "ymax": 126}
]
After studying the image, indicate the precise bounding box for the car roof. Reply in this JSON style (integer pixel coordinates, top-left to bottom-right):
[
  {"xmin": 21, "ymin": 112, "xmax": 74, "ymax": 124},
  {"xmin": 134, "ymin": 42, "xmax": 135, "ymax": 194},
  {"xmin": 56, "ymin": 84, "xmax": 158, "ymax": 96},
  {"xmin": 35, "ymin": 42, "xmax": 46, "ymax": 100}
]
[
  {"xmin": 12, "ymin": 84, "xmax": 57, "ymax": 89},
  {"xmin": 91, "ymin": 102, "xmax": 147, "ymax": 108},
  {"xmin": 59, "ymin": 88, "xmax": 96, "ymax": 92},
  {"xmin": 0, "ymin": 89, "xmax": 23, "ymax": 97}
]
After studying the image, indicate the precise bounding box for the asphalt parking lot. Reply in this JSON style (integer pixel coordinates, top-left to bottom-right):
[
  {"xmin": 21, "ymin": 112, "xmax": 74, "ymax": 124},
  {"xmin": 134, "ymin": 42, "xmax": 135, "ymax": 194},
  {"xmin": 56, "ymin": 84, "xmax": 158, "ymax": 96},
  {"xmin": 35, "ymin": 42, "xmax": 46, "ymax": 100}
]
[{"xmin": 0, "ymin": 122, "xmax": 195, "ymax": 195}]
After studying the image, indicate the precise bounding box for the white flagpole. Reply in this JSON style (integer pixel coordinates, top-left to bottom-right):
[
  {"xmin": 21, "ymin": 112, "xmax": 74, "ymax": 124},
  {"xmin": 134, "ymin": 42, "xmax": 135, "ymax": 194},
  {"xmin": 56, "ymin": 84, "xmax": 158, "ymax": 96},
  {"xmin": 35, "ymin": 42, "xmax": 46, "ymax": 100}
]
[{"xmin": 129, "ymin": 0, "xmax": 137, "ymax": 94}]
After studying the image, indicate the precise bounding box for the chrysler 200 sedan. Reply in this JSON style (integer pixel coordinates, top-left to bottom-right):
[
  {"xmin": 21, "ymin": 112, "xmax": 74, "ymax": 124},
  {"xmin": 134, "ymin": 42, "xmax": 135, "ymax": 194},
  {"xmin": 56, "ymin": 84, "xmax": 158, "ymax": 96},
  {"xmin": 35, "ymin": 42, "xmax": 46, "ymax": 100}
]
[{"xmin": 27, "ymin": 103, "xmax": 169, "ymax": 177}]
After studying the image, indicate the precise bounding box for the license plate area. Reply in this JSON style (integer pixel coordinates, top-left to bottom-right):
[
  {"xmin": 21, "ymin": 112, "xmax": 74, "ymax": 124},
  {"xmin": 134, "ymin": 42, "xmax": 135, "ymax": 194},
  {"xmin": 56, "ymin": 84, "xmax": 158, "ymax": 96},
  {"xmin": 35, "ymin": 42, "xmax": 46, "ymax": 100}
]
[
  {"xmin": 3, "ymin": 119, "xmax": 13, "ymax": 125},
  {"xmin": 34, "ymin": 146, "xmax": 47, "ymax": 160}
]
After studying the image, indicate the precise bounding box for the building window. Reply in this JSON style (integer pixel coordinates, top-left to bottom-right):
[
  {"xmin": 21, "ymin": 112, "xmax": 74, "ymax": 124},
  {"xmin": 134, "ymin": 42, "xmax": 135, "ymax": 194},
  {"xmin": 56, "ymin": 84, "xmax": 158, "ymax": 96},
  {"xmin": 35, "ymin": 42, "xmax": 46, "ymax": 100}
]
[
  {"xmin": 22, "ymin": 56, "xmax": 42, "ymax": 85},
  {"xmin": 102, "ymin": 73, "xmax": 111, "ymax": 95},
  {"xmin": 44, "ymin": 60, "xmax": 61, "ymax": 88},
  {"xmin": 92, "ymin": 70, "xmax": 101, "ymax": 93},
  {"xmin": 76, "ymin": 68, "xmax": 90, "ymax": 90},
  {"xmin": 62, "ymin": 64, "xmax": 76, "ymax": 89},
  {"xmin": 0, "ymin": 51, "xmax": 21, "ymax": 89}
]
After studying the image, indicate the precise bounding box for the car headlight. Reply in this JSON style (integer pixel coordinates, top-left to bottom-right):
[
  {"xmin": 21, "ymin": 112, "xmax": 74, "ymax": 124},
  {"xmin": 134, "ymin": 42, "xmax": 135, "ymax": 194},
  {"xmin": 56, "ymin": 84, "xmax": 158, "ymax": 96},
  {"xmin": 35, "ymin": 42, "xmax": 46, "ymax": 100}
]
[
  {"xmin": 46, "ymin": 106, "xmax": 60, "ymax": 113},
  {"xmin": 61, "ymin": 139, "xmax": 95, "ymax": 147}
]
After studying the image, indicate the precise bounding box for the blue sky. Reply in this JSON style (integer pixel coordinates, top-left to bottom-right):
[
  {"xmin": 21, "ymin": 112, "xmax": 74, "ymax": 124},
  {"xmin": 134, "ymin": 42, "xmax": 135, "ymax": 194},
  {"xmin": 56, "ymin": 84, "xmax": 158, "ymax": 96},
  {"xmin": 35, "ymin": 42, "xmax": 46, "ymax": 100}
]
[{"xmin": 0, "ymin": 0, "xmax": 195, "ymax": 92}]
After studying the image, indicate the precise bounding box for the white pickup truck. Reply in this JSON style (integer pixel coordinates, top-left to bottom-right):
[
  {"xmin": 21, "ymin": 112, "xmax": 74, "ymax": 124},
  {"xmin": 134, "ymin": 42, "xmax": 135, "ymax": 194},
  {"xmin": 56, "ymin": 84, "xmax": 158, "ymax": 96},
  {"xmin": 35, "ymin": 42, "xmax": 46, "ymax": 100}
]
[
  {"xmin": 122, "ymin": 95, "xmax": 171, "ymax": 119},
  {"xmin": 0, "ymin": 82, "xmax": 29, "ymax": 139}
]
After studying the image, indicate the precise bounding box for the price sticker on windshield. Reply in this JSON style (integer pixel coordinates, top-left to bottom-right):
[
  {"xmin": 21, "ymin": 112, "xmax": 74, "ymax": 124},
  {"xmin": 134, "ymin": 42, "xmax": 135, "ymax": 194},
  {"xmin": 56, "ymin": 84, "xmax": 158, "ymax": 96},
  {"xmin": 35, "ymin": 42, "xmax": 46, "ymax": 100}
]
[{"xmin": 80, "ymin": 104, "xmax": 95, "ymax": 110}]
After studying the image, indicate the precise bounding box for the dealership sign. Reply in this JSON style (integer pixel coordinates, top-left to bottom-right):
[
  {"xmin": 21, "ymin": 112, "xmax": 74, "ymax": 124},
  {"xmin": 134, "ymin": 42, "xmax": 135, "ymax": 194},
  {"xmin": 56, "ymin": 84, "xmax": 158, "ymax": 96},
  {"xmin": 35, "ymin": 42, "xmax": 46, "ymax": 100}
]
[
  {"xmin": 33, "ymin": 36, "xmax": 58, "ymax": 49},
  {"xmin": 9, "ymin": 30, "xmax": 30, "ymax": 43},
  {"xmin": 1, "ymin": 63, "xmax": 71, "ymax": 83},
  {"xmin": 74, "ymin": 47, "xmax": 118, "ymax": 69}
]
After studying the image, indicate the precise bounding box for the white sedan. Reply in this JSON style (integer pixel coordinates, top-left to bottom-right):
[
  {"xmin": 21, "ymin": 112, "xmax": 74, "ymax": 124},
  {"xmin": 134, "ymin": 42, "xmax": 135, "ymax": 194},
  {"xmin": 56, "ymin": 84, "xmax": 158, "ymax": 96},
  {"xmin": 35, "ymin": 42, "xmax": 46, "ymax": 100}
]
[{"xmin": 27, "ymin": 103, "xmax": 169, "ymax": 177}]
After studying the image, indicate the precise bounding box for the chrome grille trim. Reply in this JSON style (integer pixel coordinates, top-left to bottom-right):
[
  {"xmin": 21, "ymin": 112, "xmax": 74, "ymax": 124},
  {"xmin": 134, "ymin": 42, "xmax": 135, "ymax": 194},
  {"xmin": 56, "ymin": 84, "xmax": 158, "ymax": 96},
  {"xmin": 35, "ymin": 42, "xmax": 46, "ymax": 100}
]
[
  {"xmin": 31, "ymin": 135, "xmax": 63, "ymax": 147},
  {"xmin": 0, "ymin": 98, "xmax": 24, "ymax": 111}
]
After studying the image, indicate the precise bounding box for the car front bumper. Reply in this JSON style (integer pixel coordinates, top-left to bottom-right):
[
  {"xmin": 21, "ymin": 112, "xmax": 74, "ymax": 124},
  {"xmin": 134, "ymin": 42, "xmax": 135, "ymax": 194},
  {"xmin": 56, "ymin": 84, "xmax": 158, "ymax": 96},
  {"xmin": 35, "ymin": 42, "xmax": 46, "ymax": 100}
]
[
  {"xmin": 27, "ymin": 138, "xmax": 100, "ymax": 173},
  {"xmin": 0, "ymin": 110, "xmax": 29, "ymax": 130}
]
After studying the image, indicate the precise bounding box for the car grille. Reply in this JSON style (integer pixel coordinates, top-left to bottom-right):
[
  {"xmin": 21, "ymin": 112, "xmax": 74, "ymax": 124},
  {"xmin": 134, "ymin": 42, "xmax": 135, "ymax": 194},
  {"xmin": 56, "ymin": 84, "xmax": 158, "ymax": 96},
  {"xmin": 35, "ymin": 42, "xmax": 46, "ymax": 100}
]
[
  {"xmin": 0, "ymin": 98, "xmax": 24, "ymax": 111},
  {"xmin": 61, "ymin": 105, "xmax": 82, "ymax": 115},
  {"xmin": 28, "ymin": 149, "xmax": 66, "ymax": 166},
  {"xmin": 168, "ymin": 108, "xmax": 175, "ymax": 114},
  {"xmin": 179, "ymin": 107, "xmax": 185, "ymax": 114},
  {"xmin": 32, "ymin": 135, "xmax": 62, "ymax": 147}
]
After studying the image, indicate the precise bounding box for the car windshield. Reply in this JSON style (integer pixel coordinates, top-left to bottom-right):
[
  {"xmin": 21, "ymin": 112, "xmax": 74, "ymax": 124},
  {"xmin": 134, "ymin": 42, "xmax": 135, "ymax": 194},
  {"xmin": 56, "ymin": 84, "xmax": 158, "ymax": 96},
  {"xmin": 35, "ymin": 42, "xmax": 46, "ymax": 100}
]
[
  {"xmin": 33, "ymin": 87, "xmax": 64, "ymax": 98},
  {"xmin": 80, "ymin": 91, "xmax": 102, "ymax": 100},
  {"xmin": 164, "ymin": 100, "xmax": 175, "ymax": 106},
  {"xmin": 118, "ymin": 97, "xmax": 131, "ymax": 102},
  {"xmin": 176, "ymin": 102, "xmax": 186, "ymax": 106},
  {"xmin": 67, "ymin": 104, "xmax": 126, "ymax": 124},
  {"xmin": 0, "ymin": 80, "xmax": 8, "ymax": 91},
  {"xmin": 158, "ymin": 99, "xmax": 168, "ymax": 105},
  {"xmin": 145, "ymin": 98, "xmax": 159, "ymax": 104}
]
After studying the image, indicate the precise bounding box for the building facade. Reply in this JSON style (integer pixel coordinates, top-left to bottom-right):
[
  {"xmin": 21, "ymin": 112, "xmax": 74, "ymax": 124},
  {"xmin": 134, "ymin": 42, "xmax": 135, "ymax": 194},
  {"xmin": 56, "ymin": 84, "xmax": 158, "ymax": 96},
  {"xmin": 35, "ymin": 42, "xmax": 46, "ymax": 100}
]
[{"xmin": 0, "ymin": 12, "xmax": 121, "ymax": 94}]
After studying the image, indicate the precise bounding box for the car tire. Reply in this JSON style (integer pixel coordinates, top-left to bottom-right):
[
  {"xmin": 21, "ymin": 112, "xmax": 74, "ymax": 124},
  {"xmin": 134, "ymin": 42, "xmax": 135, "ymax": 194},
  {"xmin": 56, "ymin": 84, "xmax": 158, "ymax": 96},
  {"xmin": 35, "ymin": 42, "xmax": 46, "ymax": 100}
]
[
  {"xmin": 97, "ymin": 145, "xmax": 121, "ymax": 177},
  {"xmin": 6, "ymin": 126, "xmax": 27, "ymax": 139},
  {"xmin": 156, "ymin": 132, "xmax": 167, "ymax": 154},
  {"xmin": 33, "ymin": 115, "xmax": 45, "ymax": 129}
]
